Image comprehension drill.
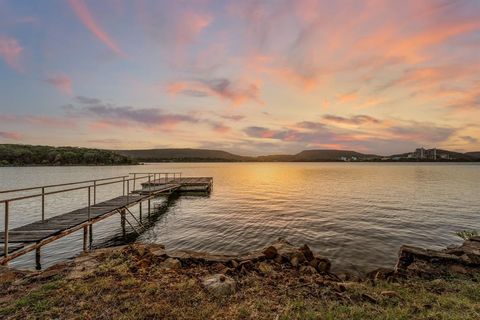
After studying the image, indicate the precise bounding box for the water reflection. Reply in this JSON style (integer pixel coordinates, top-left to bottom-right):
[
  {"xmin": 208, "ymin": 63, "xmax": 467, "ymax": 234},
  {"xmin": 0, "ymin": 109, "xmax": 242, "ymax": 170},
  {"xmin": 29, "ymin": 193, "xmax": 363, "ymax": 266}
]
[{"xmin": 1, "ymin": 163, "xmax": 479, "ymax": 272}]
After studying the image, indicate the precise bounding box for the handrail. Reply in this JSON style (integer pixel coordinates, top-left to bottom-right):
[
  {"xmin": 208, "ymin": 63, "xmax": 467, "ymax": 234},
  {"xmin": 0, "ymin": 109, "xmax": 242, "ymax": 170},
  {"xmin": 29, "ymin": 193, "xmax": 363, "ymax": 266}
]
[
  {"xmin": 0, "ymin": 175, "xmax": 129, "ymax": 194},
  {"xmin": 0, "ymin": 175, "xmax": 152, "ymax": 204},
  {"xmin": 2, "ymin": 172, "xmax": 181, "ymax": 262}
]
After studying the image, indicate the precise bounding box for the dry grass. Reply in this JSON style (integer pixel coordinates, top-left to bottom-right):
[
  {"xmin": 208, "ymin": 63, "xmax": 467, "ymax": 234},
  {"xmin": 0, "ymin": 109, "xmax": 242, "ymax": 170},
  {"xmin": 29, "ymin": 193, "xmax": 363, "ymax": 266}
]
[{"xmin": 1, "ymin": 246, "xmax": 479, "ymax": 320}]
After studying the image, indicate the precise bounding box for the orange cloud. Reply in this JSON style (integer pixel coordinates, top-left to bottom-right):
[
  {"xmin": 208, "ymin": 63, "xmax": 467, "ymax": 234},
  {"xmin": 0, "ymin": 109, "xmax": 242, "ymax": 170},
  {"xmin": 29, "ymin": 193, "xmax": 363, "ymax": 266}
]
[
  {"xmin": 45, "ymin": 74, "xmax": 73, "ymax": 95},
  {"xmin": 0, "ymin": 131, "xmax": 22, "ymax": 140},
  {"xmin": 0, "ymin": 35, "xmax": 23, "ymax": 71},
  {"xmin": 336, "ymin": 91, "xmax": 358, "ymax": 103},
  {"xmin": 68, "ymin": 0, "xmax": 123, "ymax": 56}
]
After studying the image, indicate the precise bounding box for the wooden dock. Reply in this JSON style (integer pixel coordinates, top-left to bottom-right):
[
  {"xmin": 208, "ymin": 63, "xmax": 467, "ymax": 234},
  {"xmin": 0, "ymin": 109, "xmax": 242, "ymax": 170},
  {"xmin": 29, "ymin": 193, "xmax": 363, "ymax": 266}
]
[{"xmin": 0, "ymin": 172, "xmax": 212, "ymax": 268}]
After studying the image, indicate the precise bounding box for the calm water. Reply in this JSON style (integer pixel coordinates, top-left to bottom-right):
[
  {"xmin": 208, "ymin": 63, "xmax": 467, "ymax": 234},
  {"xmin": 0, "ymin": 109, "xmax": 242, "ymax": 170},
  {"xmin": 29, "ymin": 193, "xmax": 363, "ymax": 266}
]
[{"xmin": 1, "ymin": 163, "xmax": 479, "ymax": 273}]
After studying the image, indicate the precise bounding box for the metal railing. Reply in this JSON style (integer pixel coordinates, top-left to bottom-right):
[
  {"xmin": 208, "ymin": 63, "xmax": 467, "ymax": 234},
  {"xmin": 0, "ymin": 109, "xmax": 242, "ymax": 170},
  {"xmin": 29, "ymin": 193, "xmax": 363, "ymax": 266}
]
[
  {"xmin": 1, "ymin": 173, "xmax": 177, "ymax": 260},
  {"xmin": 129, "ymin": 172, "xmax": 182, "ymax": 189}
]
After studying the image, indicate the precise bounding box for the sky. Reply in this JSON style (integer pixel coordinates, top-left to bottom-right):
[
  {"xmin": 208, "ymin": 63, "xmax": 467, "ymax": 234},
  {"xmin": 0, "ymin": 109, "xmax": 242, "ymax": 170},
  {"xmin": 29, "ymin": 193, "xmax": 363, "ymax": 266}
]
[{"xmin": 0, "ymin": 0, "xmax": 479, "ymax": 156}]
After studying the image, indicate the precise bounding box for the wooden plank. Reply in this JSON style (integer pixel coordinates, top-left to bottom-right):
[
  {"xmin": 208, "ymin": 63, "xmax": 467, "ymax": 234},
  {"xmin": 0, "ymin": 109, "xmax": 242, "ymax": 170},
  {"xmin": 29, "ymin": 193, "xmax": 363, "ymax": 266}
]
[
  {"xmin": 1, "ymin": 176, "xmax": 213, "ymax": 262},
  {"xmin": 0, "ymin": 230, "xmax": 60, "ymax": 242},
  {"xmin": 0, "ymin": 243, "xmax": 25, "ymax": 256}
]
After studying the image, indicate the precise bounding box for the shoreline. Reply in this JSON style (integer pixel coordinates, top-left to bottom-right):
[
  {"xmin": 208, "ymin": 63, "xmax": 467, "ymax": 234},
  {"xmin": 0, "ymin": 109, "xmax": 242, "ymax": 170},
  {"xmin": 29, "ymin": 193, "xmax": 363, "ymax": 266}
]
[{"xmin": 1, "ymin": 237, "xmax": 479, "ymax": 319}]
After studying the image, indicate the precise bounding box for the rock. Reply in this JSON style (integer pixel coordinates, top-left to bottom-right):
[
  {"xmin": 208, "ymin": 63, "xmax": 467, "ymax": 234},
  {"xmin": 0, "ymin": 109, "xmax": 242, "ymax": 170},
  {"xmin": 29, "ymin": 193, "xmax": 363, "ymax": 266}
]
[
  {"xmin": 381, "ymin": 290, "xmax": 400, "ymax": 298},
  {"xmin": 290, "ymin": 252, "xmax": 306, "ymax": 267},
  {"xmin": 230, "ymin": 260, "xmax": 239, "ymax": 269},
  {"xmin": 202, "ymin": 274, "xmax": 236, "ymax": 298},
  {"xmin": 299, "ymin": 265, "xmax": 317, "ymax": 275},
  {"xmin": 169, "ymin": 250, "xmax": 232, "ymax": 264},
  {"xmin": 448, "ymin": 264, "xmax": 468, "ymax": 274},
  {"xmin": 150, "ymin": 246, "xmax": 167, "ymax": 258},
  {"xmin": 262, "ymin": 246, "xmax": 278, "ymax": 259},
  {"xmin": 299, "ymin": 244, "xmax": 314, "ymax": 261},
  {"xmin": 396, "ymin": 240, "xmax": 480, "ymax": 278},
  {"xmin": 237, "ymin": 252, "xmax": 265, "ymax": 263},
  {"xmin": 160, "ymin": 258, "xmax": 181, "ymax": 270},
  {"xmin": 315, "ymin": 258, "xmax": 331, "ymax": 273},
  {"xmin": 238, "ymin": 260, "xmax": 254, "ymax": 271},
  {"xmin": 367, "ymin": 268, "xmax": 395, "ymax": 281},
  {"xmin": 271, "ymin": 238, "xmax": 298, "ymax": 260},
  {"xmin": 257, "ymin": 262, "xmax": 274, "ymax": 274},
  {"xmin": 274, "ymin": 254, "xmax": 287, "ymax": 264}
]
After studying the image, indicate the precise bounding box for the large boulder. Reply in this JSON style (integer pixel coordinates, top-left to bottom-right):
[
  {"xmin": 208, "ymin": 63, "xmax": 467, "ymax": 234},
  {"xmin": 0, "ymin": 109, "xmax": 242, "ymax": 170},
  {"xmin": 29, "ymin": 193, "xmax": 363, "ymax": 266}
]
[
  {"xmin": 202, "ymin": 274, "xmax": 236, "ymax": 298},
  {"xmin": 396, "ymin": 238, "xmax": 480, "ymax": 278},
  {"xmin": 160, "ymin": 258, "xmax": 182, "ymax": 270},
  {"xmin": 299, "ymin": 244, "xmax": 315, "ymax": 261}
]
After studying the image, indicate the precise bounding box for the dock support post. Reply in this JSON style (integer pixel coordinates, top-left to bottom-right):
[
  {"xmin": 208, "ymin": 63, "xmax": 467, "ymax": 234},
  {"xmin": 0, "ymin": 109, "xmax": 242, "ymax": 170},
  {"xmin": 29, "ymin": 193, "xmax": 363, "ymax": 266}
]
[
  {"xmin": 83, "ymin": 226, "xmax": 88, "ymax": 252},
  {"xmin": 139, "ymin": 202, "xmax": 142, "ymax": 222},
  {"xmin": 35, "ymin": 247, "xmax": 41, "ymax": 270},
  {"xmin": 120, "ymin": 209, "xmax": 126, "ymax": 238},
  {"xmin": 41, "ymin": 187, "xmax": 45, "ymax": 221},
  {"xmin": 3, "ymin": 201, "xmax": 9, "ymax": 263},
  {"xmin": 89, "ymin": 225, "xmax": 93, "ymax": 249},
  {"xmin": 148, "ymin": 199, "xmax": 151, "ymax": 217}
]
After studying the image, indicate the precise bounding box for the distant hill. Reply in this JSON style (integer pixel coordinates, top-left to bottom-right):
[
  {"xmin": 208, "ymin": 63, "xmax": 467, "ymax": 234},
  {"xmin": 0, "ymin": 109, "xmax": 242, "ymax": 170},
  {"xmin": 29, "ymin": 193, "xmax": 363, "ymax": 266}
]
[
  {"xmin": 390, "ymin": 149, "xmax": 475, "ymax": 161},
  {"xmin": 115, "ymin": 148, "xmax": 251, "ymax": 162},
  {"xmin": 291, "ymin": 150, "xmax": 379, "ymax": 161},
  {"xmin": 465, "ymin": 152, "xmax": 480, "ymax": 159},
  {"xmin": 0, "ymin": 144, "xmax": 135, "ymax": 166},
  {"xmin": 117, "ymin": 148, "xmax": 380, "ymax": 162}
]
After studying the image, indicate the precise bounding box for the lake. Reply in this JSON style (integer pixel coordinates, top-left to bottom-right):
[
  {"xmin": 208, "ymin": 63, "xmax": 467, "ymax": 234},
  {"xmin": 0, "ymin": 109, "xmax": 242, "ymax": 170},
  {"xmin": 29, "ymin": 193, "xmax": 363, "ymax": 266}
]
[{"xmin": 1, "ymin": 163, "xmax": 479, "ymax": 273}]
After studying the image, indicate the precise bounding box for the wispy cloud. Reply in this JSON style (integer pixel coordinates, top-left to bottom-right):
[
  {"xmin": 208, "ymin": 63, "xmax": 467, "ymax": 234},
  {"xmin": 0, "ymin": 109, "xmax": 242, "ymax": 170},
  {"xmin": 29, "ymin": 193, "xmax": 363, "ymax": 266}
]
[
  {"xmin": 0, "ymin": 35, "xmax": 23, "ymax": 71},
  {"xmin": 45, "ymin": 74, "xmax": 73, "ymax": 95},
  {"xmin": 68, "ymin": 0, "xmax": 124, "ymax": 56},
  {"xmin": 244, "ymin": 117, "xmax": 458, "ymax": 155},
  {"xmin": 0, "ymin": 131, "xmax": 22, "ymax": 140},
  {"xmin": 323, "ymin": 115, "xmax": 380, "ymax": 125},
  {"xmin": 166, "ymin": 78, "xmax": 262, "ymax": 105},
  {"xmin": 69, "ymin": 96, "xmax": 231, "ymax": 133}
]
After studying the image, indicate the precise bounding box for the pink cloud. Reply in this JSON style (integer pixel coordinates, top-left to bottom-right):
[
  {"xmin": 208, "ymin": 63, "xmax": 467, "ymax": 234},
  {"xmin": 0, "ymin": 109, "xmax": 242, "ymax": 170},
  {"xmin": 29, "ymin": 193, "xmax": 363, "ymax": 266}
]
[
  {"xmin": 68, "ymin": 0, "xmax": 124, "ymax": 56},
  {"xmin": 45, "ymin": 74, "xmax": 73, "ymax": 95},
  {"xmin": 0, "ymin": 35, "xmax": 23, "ymax": 71},
  {"xmin": 165, "ymin": 78, "xmax": 262, "ymax": 105},
  {"xmin": 0, "ymin": 131, "xmax": 22, "ymax": 140},
  {"xmin": 0, "ymin": 115, "xmax": 75, "ymax": 128}
]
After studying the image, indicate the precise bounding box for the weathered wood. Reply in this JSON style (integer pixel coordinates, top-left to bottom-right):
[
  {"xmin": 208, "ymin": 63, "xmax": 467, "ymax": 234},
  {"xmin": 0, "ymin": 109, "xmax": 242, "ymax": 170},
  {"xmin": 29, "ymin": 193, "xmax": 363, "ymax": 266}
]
[
  {"xmin": 35, "ymin": 247, "xmax": 41, "ymax": 270},
  {"xmin": 0, "ymin": 175, "xmax": 213, "ymax": 265}
]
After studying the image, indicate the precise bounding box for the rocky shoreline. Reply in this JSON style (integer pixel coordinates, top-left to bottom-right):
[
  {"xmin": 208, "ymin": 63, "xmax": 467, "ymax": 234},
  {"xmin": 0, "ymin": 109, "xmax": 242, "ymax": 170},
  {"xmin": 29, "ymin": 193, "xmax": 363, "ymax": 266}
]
[
  {"xmin": 1, "ymin": 237, "xmax": 479, "ymax": 319},
  {"xmin": 2, "ymin": 236, "xmax": 479, "ymax": 287}
]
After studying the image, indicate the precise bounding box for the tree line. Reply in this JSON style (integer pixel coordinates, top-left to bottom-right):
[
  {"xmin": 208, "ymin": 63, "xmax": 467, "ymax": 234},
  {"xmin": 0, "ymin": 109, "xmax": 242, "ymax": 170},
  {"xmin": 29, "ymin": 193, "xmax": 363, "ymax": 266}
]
[{"xmin": 0, "ymin": 144, "xmax": 136, "ymax": 166}]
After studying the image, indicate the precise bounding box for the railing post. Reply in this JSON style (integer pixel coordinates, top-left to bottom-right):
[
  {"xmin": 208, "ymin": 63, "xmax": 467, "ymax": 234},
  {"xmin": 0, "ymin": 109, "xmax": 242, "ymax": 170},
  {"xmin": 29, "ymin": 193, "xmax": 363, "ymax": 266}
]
[
  {"xmin": 148, "ymin": 175, "xmax": 151, "ymax": 194},
  {"xmin": 122, "ymin": 177, "xmax": 126, "ymax": 196},
  {"xmin": 87, "ymin": 186, "xmax": 91, "ymax": 221},
  {"xmin": 41, "ymin": 187, "xmax": 45, "ymax": 222},
  {"xmin": 139, "ymin": 202, "xmax": 142, "ymax": 222},
  {"xmin": 133, "ymin": 173, "xmax": 136, "ymax": 191},
  {"xmin": 4, "ymin": 201, "xmax": 9, "ymax": 260},
  {"xmin": 127, "ymin": 179, "xmax": 130, "ymax": 204},
  {"xmin": 93, "ymin": 180, "xmax": 97, "ymax": 205}
]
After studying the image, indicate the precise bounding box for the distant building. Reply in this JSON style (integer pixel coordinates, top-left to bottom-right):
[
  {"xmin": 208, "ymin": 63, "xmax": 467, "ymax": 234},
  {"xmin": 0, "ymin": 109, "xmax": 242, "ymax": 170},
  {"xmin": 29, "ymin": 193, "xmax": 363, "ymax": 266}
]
[
  {"xmin": 413, "ymin": 147, "xmax": 438, "ymax": 160},
  {"xmin": 414, "ymin": 147, "xmax": 426, "ymax": 159}
]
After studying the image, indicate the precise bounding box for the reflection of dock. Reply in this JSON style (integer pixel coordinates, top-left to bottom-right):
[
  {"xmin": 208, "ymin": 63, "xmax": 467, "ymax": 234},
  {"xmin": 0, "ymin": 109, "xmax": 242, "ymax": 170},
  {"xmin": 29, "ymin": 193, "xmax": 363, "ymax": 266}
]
[{"xmin": 0, "ymin": 172, "xmax": 212, "ymax": 268}]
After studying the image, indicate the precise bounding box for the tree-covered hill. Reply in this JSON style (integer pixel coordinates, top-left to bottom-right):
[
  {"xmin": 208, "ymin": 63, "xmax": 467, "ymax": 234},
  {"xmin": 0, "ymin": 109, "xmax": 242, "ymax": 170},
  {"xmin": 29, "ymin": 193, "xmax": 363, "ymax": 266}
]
[{"xmin": 0, "ymin": 144, "xmax": 136, "ymax": 166}]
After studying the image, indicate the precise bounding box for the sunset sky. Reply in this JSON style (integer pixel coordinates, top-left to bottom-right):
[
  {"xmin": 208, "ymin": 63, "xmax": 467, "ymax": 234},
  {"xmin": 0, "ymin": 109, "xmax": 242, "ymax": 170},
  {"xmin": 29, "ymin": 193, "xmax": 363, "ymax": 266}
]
[{"xmin": 0, "ymin": 0, "xmax": 479, "ymax": 155}]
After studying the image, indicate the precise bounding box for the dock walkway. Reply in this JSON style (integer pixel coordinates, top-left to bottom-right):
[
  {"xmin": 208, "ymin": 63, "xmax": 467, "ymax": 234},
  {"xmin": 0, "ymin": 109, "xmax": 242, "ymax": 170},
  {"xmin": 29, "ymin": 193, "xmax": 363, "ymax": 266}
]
[{"xmin": 0, "ymin": 172, "xmax": 212, "ymax": 267}]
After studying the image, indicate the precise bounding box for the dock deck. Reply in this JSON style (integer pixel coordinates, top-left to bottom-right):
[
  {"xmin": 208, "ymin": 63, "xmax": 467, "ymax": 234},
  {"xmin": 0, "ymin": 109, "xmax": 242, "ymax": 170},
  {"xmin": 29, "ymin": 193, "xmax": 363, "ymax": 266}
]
[{"xmin": 0, "ymin": 172, "xmax": 212, "ymax": 267}]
